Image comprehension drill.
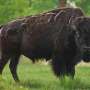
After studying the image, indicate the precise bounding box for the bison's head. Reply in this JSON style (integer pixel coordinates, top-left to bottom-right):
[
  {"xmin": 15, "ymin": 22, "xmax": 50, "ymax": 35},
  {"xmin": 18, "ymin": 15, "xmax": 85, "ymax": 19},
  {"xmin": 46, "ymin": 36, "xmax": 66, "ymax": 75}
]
[{"xmin": 71, "ymin": 17, "xmax": 90, "ymax": 62}]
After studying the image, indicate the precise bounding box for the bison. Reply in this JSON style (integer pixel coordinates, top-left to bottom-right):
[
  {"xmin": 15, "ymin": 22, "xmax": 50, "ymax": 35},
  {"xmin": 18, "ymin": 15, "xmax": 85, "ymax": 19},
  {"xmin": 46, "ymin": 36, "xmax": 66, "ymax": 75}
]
[{"xmin": 0, "ymin": 7, "xmax": 89, "ymax": 82}]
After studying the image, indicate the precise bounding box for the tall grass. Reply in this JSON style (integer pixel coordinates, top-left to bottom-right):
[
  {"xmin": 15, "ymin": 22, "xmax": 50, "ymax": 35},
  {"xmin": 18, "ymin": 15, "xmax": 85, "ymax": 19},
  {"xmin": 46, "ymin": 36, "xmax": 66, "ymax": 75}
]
[{"xmin": 0, "ymin": 56, "xmax": 90, "ymax": 90}]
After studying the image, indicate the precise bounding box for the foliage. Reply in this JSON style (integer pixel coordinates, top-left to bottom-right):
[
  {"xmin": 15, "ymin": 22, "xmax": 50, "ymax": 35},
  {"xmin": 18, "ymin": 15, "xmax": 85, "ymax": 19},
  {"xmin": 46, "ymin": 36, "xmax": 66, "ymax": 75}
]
[
  {"xmin": 75, "ymin": 0, "xmax": 90, "ymax": 16},
  {"xmin": 0, "ymin": 0, "xmax": 58, "ymax": 24},
  {"xmin": 0, "ymin": 57, "xmax": 90, "ymax": 90},
  {"xmin": 0, "ymin": 0, "xmax": 90, "ymax": 24}
]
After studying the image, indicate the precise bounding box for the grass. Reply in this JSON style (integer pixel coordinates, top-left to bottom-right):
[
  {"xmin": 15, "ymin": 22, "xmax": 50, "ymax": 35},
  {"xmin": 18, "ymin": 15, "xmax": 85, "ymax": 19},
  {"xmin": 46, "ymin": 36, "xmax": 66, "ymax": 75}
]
[{"xmin": 0, "ymin": 56, "xmax": 90, "ymax": 90}]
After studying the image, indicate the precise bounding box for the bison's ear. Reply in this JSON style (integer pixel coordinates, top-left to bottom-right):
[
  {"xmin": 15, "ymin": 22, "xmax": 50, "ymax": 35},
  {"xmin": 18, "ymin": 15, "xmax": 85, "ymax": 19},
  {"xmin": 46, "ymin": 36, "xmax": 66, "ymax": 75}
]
[{"xmin": 54, "ymin": 11, "xmax": 66, "ymax": 22}]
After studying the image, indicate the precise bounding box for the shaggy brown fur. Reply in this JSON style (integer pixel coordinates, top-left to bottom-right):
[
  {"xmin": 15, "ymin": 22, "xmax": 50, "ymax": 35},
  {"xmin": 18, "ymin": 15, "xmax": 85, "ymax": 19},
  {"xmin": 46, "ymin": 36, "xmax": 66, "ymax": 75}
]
[
  {"xmin": 71, "ymin": 17, "xmax": 90, "ymax": 62},
  {"xmin": 0, "ymin": 7, "xmax": 86, "ymax": 82}
]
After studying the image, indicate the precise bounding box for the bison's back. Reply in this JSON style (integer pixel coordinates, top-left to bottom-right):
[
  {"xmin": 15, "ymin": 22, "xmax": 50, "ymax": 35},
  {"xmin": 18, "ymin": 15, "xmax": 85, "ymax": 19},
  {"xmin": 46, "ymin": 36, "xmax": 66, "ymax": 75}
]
[
  {"xmin": 20, "ymin": 8, "xmax": 84, "ymax": 60},
  {"xmin": 0, "ymin": 7, "xmax": 84, "ymax": 60}
]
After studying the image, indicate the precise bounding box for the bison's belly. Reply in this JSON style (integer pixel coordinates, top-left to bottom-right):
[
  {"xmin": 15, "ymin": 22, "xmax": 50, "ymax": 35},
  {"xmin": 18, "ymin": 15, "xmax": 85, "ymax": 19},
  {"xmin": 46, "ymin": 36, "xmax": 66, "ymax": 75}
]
[
  {"xmin": 21, "ymin": 46, "xmax": 53, "ymax": 60},
  {"xmin": 21, "ymin": 35, "xmax": 54, "ymax": 60}
]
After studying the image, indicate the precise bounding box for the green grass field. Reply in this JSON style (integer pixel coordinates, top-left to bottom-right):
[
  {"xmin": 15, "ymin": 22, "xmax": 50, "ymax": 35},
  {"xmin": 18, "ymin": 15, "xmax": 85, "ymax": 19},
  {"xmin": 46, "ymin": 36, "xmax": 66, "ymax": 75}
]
[{"xmin": 0, "ymin": 56, "xmax": 90, "ymax": 90}]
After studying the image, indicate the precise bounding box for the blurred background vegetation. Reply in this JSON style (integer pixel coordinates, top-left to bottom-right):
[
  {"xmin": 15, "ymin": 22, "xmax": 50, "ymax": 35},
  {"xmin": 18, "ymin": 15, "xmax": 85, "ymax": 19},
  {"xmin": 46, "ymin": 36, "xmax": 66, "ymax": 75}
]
[{"xmin": 0, "ymin": 0, "xmax": 90, "ymax": 24}]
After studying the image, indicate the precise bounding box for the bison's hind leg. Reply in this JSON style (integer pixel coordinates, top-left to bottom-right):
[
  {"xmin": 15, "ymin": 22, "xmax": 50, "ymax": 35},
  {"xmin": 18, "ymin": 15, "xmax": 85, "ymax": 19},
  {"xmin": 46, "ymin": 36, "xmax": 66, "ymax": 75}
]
[
  {"xmin": 0, "ymin": 54, "xmax": 10, "ymax": 75},
  {"xmin": 9, "ymin": 54, "xmax": 20, "ymax": 82}
]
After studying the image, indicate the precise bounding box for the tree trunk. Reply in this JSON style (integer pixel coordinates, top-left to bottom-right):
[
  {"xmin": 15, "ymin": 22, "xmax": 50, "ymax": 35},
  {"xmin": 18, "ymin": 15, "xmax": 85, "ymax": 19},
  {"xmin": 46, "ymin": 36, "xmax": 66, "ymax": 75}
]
[
  {"xmin": 28, "ymin": 0, "xmax": 32, "ymax": 6},
  {"xmin": 58, "ymin": 0, "xmax": 67, "ymax": 8}
]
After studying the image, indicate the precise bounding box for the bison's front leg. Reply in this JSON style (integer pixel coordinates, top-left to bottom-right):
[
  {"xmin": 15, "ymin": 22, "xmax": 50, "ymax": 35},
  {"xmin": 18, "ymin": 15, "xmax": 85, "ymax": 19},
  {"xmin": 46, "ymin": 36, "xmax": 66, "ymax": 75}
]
[
  {"xmin": 51, "ymin": 53, "xmax": 76, "ymax": 79},
  {"xmin": 9, "ymin": 54, "xmax": 20, "ymax": 82},
  {"xmin": 51, "ymin": 54, "xmax": 66, "ymax": 78},
  {"xmin": 66, "ymin": 64, "xmax": 75, "ymax": 78}
]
